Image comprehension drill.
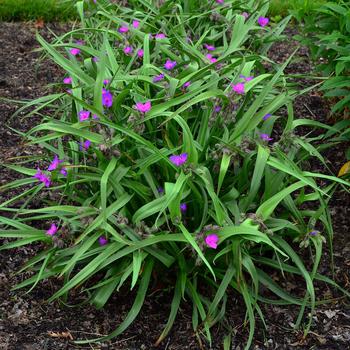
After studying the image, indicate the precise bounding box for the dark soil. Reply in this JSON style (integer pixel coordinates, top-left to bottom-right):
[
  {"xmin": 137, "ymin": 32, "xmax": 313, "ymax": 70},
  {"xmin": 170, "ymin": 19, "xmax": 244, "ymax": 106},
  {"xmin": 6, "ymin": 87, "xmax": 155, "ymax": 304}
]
[{"xmin": 0, "ymin": 23, "xmax": 349, "ymax": 350}]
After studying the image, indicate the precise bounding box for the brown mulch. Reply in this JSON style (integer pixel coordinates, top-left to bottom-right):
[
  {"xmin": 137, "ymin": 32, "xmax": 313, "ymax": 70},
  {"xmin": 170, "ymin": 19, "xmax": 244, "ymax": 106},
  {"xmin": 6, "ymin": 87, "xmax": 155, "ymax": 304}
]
[{"xmin": 0, "ymin": 23, "xmax": 349, "ymax": 350}]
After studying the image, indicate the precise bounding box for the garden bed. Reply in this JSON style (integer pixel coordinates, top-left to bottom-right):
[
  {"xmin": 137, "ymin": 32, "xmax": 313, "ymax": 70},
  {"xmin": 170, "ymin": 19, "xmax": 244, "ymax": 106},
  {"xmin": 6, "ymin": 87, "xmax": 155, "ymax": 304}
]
[{"xmin": 0, "ymin": 21, "xmax": 349, "ymax": 350}]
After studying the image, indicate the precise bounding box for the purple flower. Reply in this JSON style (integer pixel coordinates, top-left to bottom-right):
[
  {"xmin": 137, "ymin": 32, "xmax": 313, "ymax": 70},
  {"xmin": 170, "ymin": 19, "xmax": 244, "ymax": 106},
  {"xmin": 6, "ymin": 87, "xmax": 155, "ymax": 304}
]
[
  {"xmin": 258, "ymin": 16, "xmax": 269, "ymax": 27},
  {"xmin": 164, "ymin": 59, "xmax": 177, "ymax": 70},
  {"xmin": 169, "ymin": 153, "xmax": 188, "ymax": 167},
  {"xmin": 132, "ymin": 20, "xmax": 140, "ymax": 28},
  {"xmin": 180, "ymin": 203, "xmax": 187, "ymax": 213},
  {"xmin": 92, "ymin": 114, "xmax": 99, "ymax": 120},
  {"xmin": 242, "ymin": 12, "xmax": 249, "ymax": 19},
  {"xmin": 98, "ymin": 235, "xmax": 108, "ymax": 245},
  {"xmin": 48, "ymin": 155, "xmax": 63, "ymax": 171},
  {"xmin": 79, "ymin": 110, "xmax": 91, "ymax": 122},
  {"xmin": 119, "ymin": 25, "xmax": 129, "ymax": 33},
  {"xmin": 60, "ymin": 168, "xmax": 68, "ymax": 177},
  {"xmin": 46, "ymin": 223, "xmax": 58, "ymax": 236},
  {"xmin": 206, "ymin": 54, "xmax": 217, "ymax": 63},
  {"xmin": 155, "ymin": 33, "xmax": 166, "ymax": 39},
  {"xmin": 205, "ymin": 234, "xmax": 219, "ymax": 249},
  {"xmin": 79, "ymin": 140, "xmax": 91, "ymax": 151},
  {"xmin": 216, "ymin": 0, "xmax": 224, "ymax": 4},
  {"xmin": 70, "ymin": 48, "xmax": 81, "ymax": 56},
  {"xmin": 102, "ymin": 89, "xmax": 113, "ymax": 108},
  {"xmin": 103, "ymin": 79, "xmax": 110, "ymax": 85},
  {"xmin": 214, "ymin": 105, "xmax": 222, "ymax": 112},
  {"xmin": 153, "ymin": 73, "xmax": 164, "ymax": 83},
  {"xmin": 92, "ymin": 56, "xmax": 99, "ymax": 62},
  {"xmin": 137, "ymin": 49, "xmax": 144, "ymax": 58},
  {"xmin": 231, "ymin": 82, "xmax": 245, "ymax": 94},
  {"xmin": 240, "ymin": 74, "xmax": 253, "ymax": 82},
  {"xmin": 183, "ymin": 81, "xmax": 191, "ymax": 89},
  {"xmin": 309, "ymin": 230, "xmax": 319, "ymax": 236},
  {"xmin": 263, "ymin": 113, "xmax": 272, "ymax": 121},
  {"xmin": 204, "ymin": 44, "xmax": 215, "ymax": 51},
  {"xmin": 124, "ymin": 46, "xmax": 133, "ymax": 55},
  {"xmin": 33, "ymin": 169, "xmax": 51, "ymax": 187},
  {"xmin": 260, "ymin": 133, "xmax": 273, "ymax": 142},
  {"xmin": 157, "ymin": 186, "xmax": 164, "ymax": 193},
  {"xmin": 135, "ymin": 101, "xmax": 152, "ymax": 113},
  {"xmin": 63, "ymin": 77, "xmax": 72, "ymax": 84}
]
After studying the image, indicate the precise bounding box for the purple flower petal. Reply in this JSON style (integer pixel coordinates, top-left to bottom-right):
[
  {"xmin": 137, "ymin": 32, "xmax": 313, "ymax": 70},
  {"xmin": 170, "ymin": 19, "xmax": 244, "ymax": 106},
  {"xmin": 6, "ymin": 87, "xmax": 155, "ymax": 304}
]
[
  {"xmin": 135, "ymin": 101, "xmax": 151, "ymax": 113},
  {"xmin": 98, "ymin": 235, "xmax": 108, "ymax": 245},
  {"xmin": 164, "ymin": 59, "xmax": 177, "ymax": 70},
  {"xmin": 169, "ymin": 153, "xmax": 188, "ymax": 166},
  {"xmin": 231, "ymin": 82, "xmax": 245, "ymax": 94},
  {"xmin": 205, "ymin": 234, "xmax": 219, "ymax": 249},
  {"xmin": 46, "ymin": 223, "xmax": 58, "ymax": 236},
  {"xmin": 258, "ymin": 16, "xmax": 269, "ymax": 27}
]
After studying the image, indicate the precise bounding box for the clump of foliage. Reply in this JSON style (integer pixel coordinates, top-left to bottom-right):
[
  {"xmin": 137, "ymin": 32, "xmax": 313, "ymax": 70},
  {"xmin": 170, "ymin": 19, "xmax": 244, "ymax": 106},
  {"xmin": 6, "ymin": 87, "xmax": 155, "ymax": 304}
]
[
  {"xmin": 0, "ymin": 0, "xmax": 349, "ymax": 349},
  {"xmin": 0, "ymin": 0, "xmax": 77, "ymax": 21},
  {"xmin": 294, "ymin": 0, "xmax": 350, "ymax": 116},
  {"xmin": 269, "ymin": 0, "xmax": 326, "ymax": 18}
]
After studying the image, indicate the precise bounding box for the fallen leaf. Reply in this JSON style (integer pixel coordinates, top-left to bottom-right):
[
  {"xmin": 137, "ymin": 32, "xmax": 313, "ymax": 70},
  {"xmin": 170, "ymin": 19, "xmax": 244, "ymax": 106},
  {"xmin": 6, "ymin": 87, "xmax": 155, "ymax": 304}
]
[
  {"xmin": 34, "ymin": 18, "xmax": 45, "ymax": 29},
  {"xmin": 47, "ymin": 331, "xmax": 73, "ymax": 340},
  {"xmin": 338, "ymin": 161, "xmax": 350, "ymax": 177}
]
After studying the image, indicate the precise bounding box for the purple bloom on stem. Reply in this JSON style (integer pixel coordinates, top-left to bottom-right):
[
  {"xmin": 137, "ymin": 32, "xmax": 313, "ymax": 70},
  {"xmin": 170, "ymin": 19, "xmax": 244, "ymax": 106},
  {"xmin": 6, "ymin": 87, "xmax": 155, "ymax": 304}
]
[
  {"xmin": 231, "ymin": 82, "xmax": 245, "ymax": 94},
  {"xmin": 242, "ymin": 12, "xmax": 249, "ymax": 19},
  {"xmin": 164, "ymin": 59, "xmax": 177, "ymax": 70},
  {"xmin": 132, "ymin": 20, "xmax": 140, "ymax": 28},
  {"xmin": 48, "ymin": 155, "xmax": 63, "ymax": 171},
  {"xmin": 102, "ymin": 89, "xmax": 113, "ymax": 108},
  {"xmin": 258, "ymin": 16, "xmax": 269, "ymax": 27},
  {"xmin": 153, "ymin": 73, "xmax": 164, "ymax": 83},
  {"xmin": 135, "ymin": 101, "xmax": 152, "ymax": 113},
  {"xmin": 92, "ymin": 114, "xmax": 99, "ymax": 120},
  {"xmin": 263, "ymin": 113, "xmax": 272, "ymax": 121},
  {"xmin": 204, "ymin": 44, "xmax": 215, "ymax": 51},
  {"xmin": 180, "ymin": 203, "xmax": 187, "ymax": 213},
  {"xmin": 260, "ymin": 133, "xmax": 273, "ymax": 142},
  {"xmin": 46, "ymin": 223, "xmax": 58, "ymax": 236},
  {"xmin": 205, "ymin": 234, "xmax": 219, "ymax": 249},
  {"xmin": 98, "ymin": 235, "xmax": 108, "ymax": 246},
  {"xmin": 240, "ymin": 75, "xmax": 253, "ymax": 82},
  {"xmin": 119, "ymin": 25, "xmax": 129, "ymax": 33},
  {"xmin": 155, "ymin": 33, "xmax": 166, "ymax": 39},
  {"xmin": 214, "ymin": 105, "xmax": 222, "ymax": 113},
  {"xmin": 169, "ymin": 153, "xmax": 188, "ymax": 167},
  {"xmin": 124, "ymin": 46, "xmax": 133, "ymax": 55},
  {"xmin": 63, "ymin": 77, "xmax": 72, "ymax": 84},
  {"xmin": 137, "ymin": 49, "xmax": 144, "ymax": 58},
  {"xmin": 79, "ymin": 110, "xmax": 91, "ymax": 122},
  {"xmin": 70, "ymin": 48, "xmax": 81, "ymax": 56},
  {"xmin": 92, "ymin": 56, "xmax": 99, "ymax": 62},
  {"xmin": 309, "ymin": 230, "xmax": 319, "ymax": 236},
  {"xmin": 80, "ymin": 140, "xmax": 91, "ymax": 151},
  {"xmin": 33, "ymin": 169, "xmax": 51, "ymax": 187},
  {"xmin": 183, "ymin": 81, "xmax": 191, "ymax": 89},
  {"xmin": 216, "ymin": 0, "xmax": 224, "ymax": 4},
  {"xmin": 103, "ymin": 79, "xmax": 110, "ymax": 85},
  {"xmin": 206, "ymin": 54, "xmax": 217, "ymax": 63},
  {"xmin": 60, "ymin": 168, "xmax": 68, "ymax": 176},
  {"xmin": 157, "ymin": 186, "xmax": 164, "ymax": 193}
]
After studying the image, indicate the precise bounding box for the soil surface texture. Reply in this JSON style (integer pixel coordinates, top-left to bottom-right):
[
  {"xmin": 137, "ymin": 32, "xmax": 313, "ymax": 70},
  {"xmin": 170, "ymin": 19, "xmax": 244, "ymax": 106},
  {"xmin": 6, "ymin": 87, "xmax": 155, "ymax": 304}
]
[{"xmin": 0, "ymin": 23, "xmax": 349, "ymax": 350}]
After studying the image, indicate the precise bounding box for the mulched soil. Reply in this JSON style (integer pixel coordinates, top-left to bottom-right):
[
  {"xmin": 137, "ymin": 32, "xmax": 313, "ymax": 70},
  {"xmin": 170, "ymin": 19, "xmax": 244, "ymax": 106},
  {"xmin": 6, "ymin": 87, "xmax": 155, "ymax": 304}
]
[{"xmin": 0, "ymin": 23, "xmax": 349, "ymax": 350}]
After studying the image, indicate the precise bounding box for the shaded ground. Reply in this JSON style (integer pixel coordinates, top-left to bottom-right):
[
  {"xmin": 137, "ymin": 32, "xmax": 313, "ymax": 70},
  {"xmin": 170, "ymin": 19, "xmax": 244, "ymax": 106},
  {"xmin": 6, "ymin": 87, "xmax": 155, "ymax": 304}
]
[{"xmin": 0, "ymin": 23, "xmax": 349, "ymax": 350}]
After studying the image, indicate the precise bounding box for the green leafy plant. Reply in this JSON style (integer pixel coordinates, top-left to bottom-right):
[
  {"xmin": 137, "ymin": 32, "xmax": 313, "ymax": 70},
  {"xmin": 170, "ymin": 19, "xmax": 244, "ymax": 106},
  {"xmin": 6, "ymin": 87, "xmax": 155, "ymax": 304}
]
[
  {"xmin": 293, "ymin": 0, "xmax": 350, "ymax": 116},
  {"xmin": 1, "ymin": 1, "xmax": 349, "ymax": 349}
]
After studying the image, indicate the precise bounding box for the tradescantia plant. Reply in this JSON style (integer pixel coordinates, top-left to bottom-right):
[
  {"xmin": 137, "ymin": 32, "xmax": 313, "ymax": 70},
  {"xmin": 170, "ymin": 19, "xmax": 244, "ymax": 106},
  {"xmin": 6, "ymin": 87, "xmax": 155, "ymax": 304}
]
[{"xmin": 1, "ymin": 0, "xmax": 349, "ymax": 348}]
